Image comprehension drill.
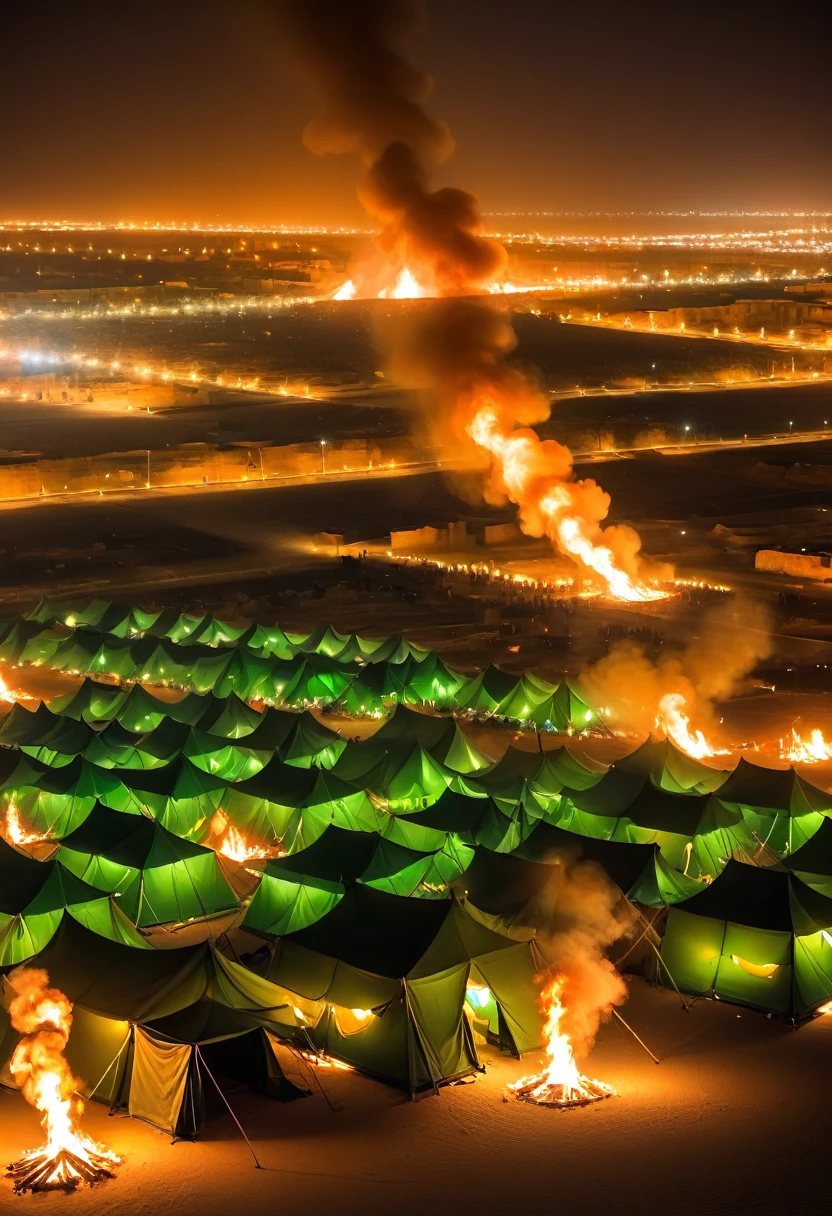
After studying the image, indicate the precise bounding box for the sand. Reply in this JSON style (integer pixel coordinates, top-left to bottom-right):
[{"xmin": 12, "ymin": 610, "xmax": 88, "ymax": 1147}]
[{"xmin": 0, "ymin": 978, "xmax": 827, "ymax": 1216}]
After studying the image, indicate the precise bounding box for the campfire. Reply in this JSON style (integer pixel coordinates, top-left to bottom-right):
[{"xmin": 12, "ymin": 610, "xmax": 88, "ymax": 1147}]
[
  {"xmin": 781, "ymin": 727, "xmax": 832, "ymax": 763},
  {"xmin": 506, "ymin": 975, "xmax": 615, "ymax": 1109},
  {"xmin": 5, "ymin": 967, "xmax": 120, "ymax": 1194},
  {"xmin": 208, "ymin": 809, "xmax": 280, "ymax": 862}
]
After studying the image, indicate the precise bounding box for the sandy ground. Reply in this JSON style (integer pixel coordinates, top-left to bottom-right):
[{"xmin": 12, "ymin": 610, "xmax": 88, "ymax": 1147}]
[{"xmin": 0, "ymin": 978, "xmax": 826, "ymax": 1216}]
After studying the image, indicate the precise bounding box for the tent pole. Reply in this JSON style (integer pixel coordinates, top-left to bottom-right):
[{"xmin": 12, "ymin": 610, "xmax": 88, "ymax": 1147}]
[
  {"xmin": 611, "ymin": 1008, "xmax": 660, "ymax": 1065},
  {"xmin": 81, "ymin": 1030, "xmax": 132, "ymax": 1104},
  {"xmin": 646, "ymin": 936, "xmax": 691, "ymax": 1012},
  {"xmin": 195, "ymin": 1047, "xmax": 264, "ymax": 1170}
]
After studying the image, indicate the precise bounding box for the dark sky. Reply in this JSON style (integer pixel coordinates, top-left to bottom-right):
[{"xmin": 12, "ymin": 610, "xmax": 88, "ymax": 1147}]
[{"xmin": 2, "ymin": 0, "xmax": 830, "ymax": 224}]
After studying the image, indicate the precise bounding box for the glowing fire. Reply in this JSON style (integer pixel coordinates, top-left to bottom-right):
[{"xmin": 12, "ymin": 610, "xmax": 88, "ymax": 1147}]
[
  {"xmin": 209, "ymin": 809, "xmax": 278, "ymax": 862},
  {"xmin": 506, "ymin": 975, "xmax": 615, "ymax": 1108},
  {"xmin": 781, "ymin": 727, "xmax": 832, "ymax": 763},
  {"xmin": 467, "ymin": 405, "xmax": 667, "ymax": 602},
  {"xmin": 657, "ymin": 692, "xmax": 724, "ymax": 759},
  {"xmin": 332, "ymin": 279, "xmax": 357, "ymax": 301},
  {"xmin": 5, "ymin": 967, "xmax": 120, "ymax": 1194},
  {"xmin": 0, "ymin": 671, "xmax": 33, "ymax": 704},
  {"xmin": 5, "ymin": 803, "xmax": 49, "ymax": 848}
]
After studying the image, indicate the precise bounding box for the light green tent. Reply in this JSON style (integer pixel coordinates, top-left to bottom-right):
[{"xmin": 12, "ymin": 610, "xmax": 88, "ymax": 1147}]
[
  {"xmin": 57, "ymin": 803, "xmax": 238, "ymax": 928},
  {"xmin": 100, "ymin": 757, "xmax": 226, "ymax": 837},
  {"xmin": 85, "ymin": 718, "xmax": 190, "ymax": 770},
  {"xmin": 333, "ymin": 738, "xmax": 453, "ymax": 811},
  {"xmin": 268, "ymin": 886, "xmax": 542, "ymax": 1093},
  {"xmin": 50, "ymin": 678, "xmax": 128, "ymax": 723},
  {"xmin": 7, "ymin": 756, "xmax": 123, "ymax": 837},
  {"xmin": 660, "ymin": 859, "xmax": 832, "ymax": 1017}
]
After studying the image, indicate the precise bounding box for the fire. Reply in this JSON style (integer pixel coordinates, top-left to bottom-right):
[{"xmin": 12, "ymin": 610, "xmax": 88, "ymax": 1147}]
[
  {"xmin": 382, "ymin": 267, "xmax": 429, "ymax": 299},
  {"xmin": 208, "ymin": 809, "xmax": 278, "ymax": 862},
  {"xmin": 467, "ymin": 405, "xmax": 667, "ymax": 602},
  {"xmin": 0, "ymin": 671, "xmax": 33, "ymax": 704},
  {"xmin": 657, "ymin": 692, "xmax": 724, "ymax": 758},
  {"xmin": 5, "ymin": 968, "xmax": 120, "ymax": 1194},
  {"xmin": 507, "ymin": 974, "xmax": 615, "ymax": 1109},
  {"xmin": 332, "ymin": 279, "xmax": 357, "ymax": 301},
  {"xmin": 5, "ymin": 803, "xmax": 50, "ymax": 848},
  {"xmin": 781, "ymin": 727, "xmax": 832, "ymax": 763}
]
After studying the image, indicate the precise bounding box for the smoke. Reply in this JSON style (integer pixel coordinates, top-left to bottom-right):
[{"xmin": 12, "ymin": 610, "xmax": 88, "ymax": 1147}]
[
  {"xmin": 531, "ymin": 849, "xmax": 634, "ymax": 1055},
  {"xmin": 276, "ymin": 0, "xmax": 658, "ymax": 596},
  {"xmin": 582, "ymin": 594, "xmax": 774, "ymax": 738}
]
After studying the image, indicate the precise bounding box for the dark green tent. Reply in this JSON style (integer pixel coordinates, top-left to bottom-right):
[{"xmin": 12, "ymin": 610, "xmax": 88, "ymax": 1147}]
[{"xmin": 268, "ymin": 887, "xmax": 541, "ymax": 1094}]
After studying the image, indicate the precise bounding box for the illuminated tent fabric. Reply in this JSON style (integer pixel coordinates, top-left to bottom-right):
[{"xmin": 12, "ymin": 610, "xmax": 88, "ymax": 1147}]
[
  {"xmin": 210, "ymin": 650, "xmax": 276, "ymax": 700},
  {"xmin": 85, "ymin": 718, "xmax": 190, "ymax": 770},
  {"xmin": 0, "ymin": 620, "xmax": 56, "ymax": 664},
  {"xmin": 549, "ymin": 679, "xmax": 600, "ymax": 733},
  {"xmin": 100, "ymin": 757, "xmax": 226, "ymax": 837},
  {"xmin": 268, "ymin": 887, "xmax": 541, "ymax": 1093},
  {"xmin": 243, "ymin": 827, "xmax": 380, "ymax": 935},
  {"xmin": 8, "ymin": 756, "xmax": 123, "ymax": 837},
  {"xmin": 333, "ymin": 738, "xmax": 452, "ymax": 810},
  {"xmin": 383, "ymin": 788, "xmax": 490, "ymax": 850},
  {"xmin": 359, "ymin": 634, "xmax": 429, "ymax": 665},
  {"xmin": 0, "ymin": 701, "xmax": 66, "ymax": 747},
  {"xmin": 47, "ymin": 631, "xmax": 102, "ymax": 676},
  {"xmin": 372, "ymin": 706, "xmax": 489, "ymax": 774},
  {"xmin": 274, "ymin": 654, "xmax": 356, "ymax": 707},
  {"xmin": 237, "ymin": 623, "xmax": 295, "ymax": 659},
  {"xmin": 493, "ymin": 672, "xmax": 564, "ymax": 729},
  {"xmin": 57, "ymin": 804, "xmax": 238, "ymax": 928},
  {"xmin": 182, "ymin": 708, "xmax": 346, "ymax": 781},
  {"xmin": 403, "ymin": 654, "xmax": 466, "ymax": 711},
  {"xmin": 457, "ymin": 665, "xmax": 521, "ymax": 716},
  {"xmin": 191, "ymin": 692, "xmax": 264, "ymax": 739},
  {"xmin": 115, "ymin": 686, "xmax": 208, "ymax": 733},
  {"xmin": 660, "ymin": 860, "xmax": 832, "ymax": 1016},
  {"xmin": 222, "ymin": 761, "xmax": 379, "ymax": 850},
  {"xmin": 709, "ymin": 759, "xmax": 831, "ymax": 860},
  {"xmin": 49, "ymin": 678, "xmax": 128, "ymax": 723},
  {"xmin": 97, "ymin": 603, "xmax": 168, "ymax": 639},
  {"xmin": 25, "ymin": 596, "xmax": 66, "ymax": 625},
  {"xmin": 615, "ymin": 736, "xmax": 727, "ymax": 794},
  {"xmin": 19, "ymin": 714, "xmax": 94, "ymax": 767},
  {"xmin": 89, "ymin": 636, "xmax": 141, "ymax": 682},
  {"xmin": 783, "ymin": 816, "xmax": 832, "ymax": 878}
]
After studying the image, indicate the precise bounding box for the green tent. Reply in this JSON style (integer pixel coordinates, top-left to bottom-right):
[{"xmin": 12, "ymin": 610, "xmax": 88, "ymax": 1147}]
[
  {"xmin": 616, "ymin": 736, "xmax": 727, "ymax": 794},
  {"xmin": 19, "ymin": 715, "xmax": 94, "ymax": 768},
  {"xmin": 88, "ymin": 636, "xmax": 141, "ymax": 683},
  {"xmin": 333, "ymin": 738, "xmax": 452, "ymax": 811},
  {"xmin": 85, "ymin": 718, "xmax": 190, "ymax": 770},
  {"xmin": 494, "ymin": 672, "xmax": 563, "ymax": 729},
  {"xmin": 50, "ymin": 678, "xmax": 128, "ymax": 723},
  {"xmin": 192, "ymin": 692, "xmax": 264, "ymax": 739},
  {"xmin": 19, "ymin": 625, "xmax": 71, "ymax": 668},
  {"xmin": 549, "ymin": 678, "xmax": 602, "ymax": 733},
  {"xmin": 711, "ymin": 758, "xmax": 830, "ymax": 860},
  {"xmin": 185, "ymin": 709, "xmax": 345, "ymax": 781},
  {"xmin": 372, "ymin": 706, "xmax": 489, "ymax": 774},
  {"xmin": 0, "ymin": 701, "xmax": 64, "ymax": 747},
  {"xmin": 222, "ymin": 760, "xmax": 379, "ymax": 850},
  {"xmin": 115, "ymin": 686, "xmax": 208, "ymax": 733},
  {"xmin": 359, "ymin": 634, "xmax": 429, "ymax": 665},
  {"xmin": 101, "ymin": 757, "xmax": 226, "ymax": 837},
  {"xmin": 57, "ymin": 804, "xmax": 238, "ymax": 928},
  {"xmin": 7, "ymin": 756, "xmax": 123, "ymax": 837},
  {"xmin": 268, "ymin": 886, "xmax": 541, "ymax": 1093},
  {"xmin": 660, "ymin": 859, "xmax": 832, "ymax": 1017},
  {"xmin": 456, "ymin": 665, "xmax": 521, "ymax": 717},
  {"xmin": 237, "ymin": 623, "xmax": 295, "ymax": 659},
  {"xmin": 47, "ymin": 631, "xmax": 101, "ymax": 676}
]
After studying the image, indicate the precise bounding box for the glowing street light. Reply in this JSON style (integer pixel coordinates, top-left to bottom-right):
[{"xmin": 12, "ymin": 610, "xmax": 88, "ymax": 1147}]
[{"xmin": 320, "ymin": 438, "xmax": 327, "ymax": 474}]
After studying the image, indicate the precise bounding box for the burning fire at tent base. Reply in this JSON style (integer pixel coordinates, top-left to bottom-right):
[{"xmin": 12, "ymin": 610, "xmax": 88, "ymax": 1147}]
[
  {"xmin": 506, "ymin": 1074, "xmax": 615, "ymax": 1110},
  {"xmin": 7, "ymin": 1145, "xmax": 118, "ymax": 1195}
]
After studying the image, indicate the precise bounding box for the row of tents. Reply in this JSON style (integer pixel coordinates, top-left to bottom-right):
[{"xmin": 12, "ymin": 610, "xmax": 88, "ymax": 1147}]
[
  {"xmin": 0, "ymin": 893, "xmax": 544, "ymax": 1117},
  {"xmin": 0, "ymin": 616, "xmax": 601, "ymax": 728}
]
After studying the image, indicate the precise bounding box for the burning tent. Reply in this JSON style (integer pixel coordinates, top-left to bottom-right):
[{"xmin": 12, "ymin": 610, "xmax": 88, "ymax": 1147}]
[
  {"xmin": 660, "ymin": 859, "xmax": 832, "ymax": 1017},
  {"xmin": 268, "ymin": 885, "xmax": 541, "ymax": 1094},
  {"xmin": 4, "ymin": 756, "xmax": 123, "ymax": 839}
]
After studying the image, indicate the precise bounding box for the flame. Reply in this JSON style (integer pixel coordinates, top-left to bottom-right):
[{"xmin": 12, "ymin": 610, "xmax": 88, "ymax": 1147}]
[
  {"xmin": 5, "ymin": 803, "xmax": 50, "ymax": 848},
  {"xmin": 209, "ymin": 809, "xmax": 278, "ymax": 862},
  {"xmin": 781, "ymin": 727, "xmax": 832, "ymax": 763},
  {"xmin": 0, "ymin": 671, "xmax": 33, "ymax": 704},
  {"xmin": 467, "ymin": 405, "xmax": 667, "ymax": 602},
  {"xmin": 507, "ymin": 974, "xmax": 615, "ymax": 1107},
  {"xmin": 656, "ymin": 692, "xmax": 725, "ymax": 758},
  {"xmin": 332, "ymin": 279, "xmax": 357, "ymax": 301},
  {"xmin": 5, "ymin": 968, "xmax": 120, "ymax": 1194},
  {"xmin": 379, "ymin": 267, "xmax": 429, "ymax": 299}
]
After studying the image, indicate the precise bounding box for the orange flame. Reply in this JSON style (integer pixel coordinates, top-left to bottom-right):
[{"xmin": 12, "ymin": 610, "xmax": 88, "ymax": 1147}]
[
  {"xmin": 5, "ymin": 803, "xmax": 49, "ymax": 848},
  {"xmin": 507, "ymin": 974, "xmax": 615, "ymax": 1107},
  {"xmin": 781, "ymin": 727, "xmax": 832, "ymax": 763},
  {"xmin": 6, "ymin": 967, "xmax": 120, "ymax": 1193},
  {"xmin": 332, "ymin": 279, "xmax": 357, "ymax": 301},
  {"xmin": 467, "ymin": 404, "xmax": 667, "ymax": 602},
  {"xmin": 209, "ymin": 809, "xmax": 279, "ymax": 862},
  {"xmin": 656, "ymin": 692, "xmax": 725, "ymax": 759},
  {"xmin": 0, "ymin": 671, "xmax": 33, "ymax": 704}
]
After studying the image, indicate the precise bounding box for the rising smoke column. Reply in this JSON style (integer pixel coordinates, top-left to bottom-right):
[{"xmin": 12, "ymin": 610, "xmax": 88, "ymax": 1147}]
[{"xmin": 277, "ymin": 0, "xmax": 662, "ymax": 600}]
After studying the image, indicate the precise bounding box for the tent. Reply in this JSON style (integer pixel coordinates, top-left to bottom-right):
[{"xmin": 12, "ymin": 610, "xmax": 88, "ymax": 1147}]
[
  {"xmin": 57, "ymin": 804, "xmax": 238, "ymax": 928},
  {"xmin": 85, "ymin": 718, "xmax": 190, "ymax": 770},
  {"xmin": 268, "ymin": 886, "xmax": 542, "ymax": 1094},
  {"xmin": 184, "ymin": 710, "xmax": 345, "ymax": 781},
  {"xmin": 709, "ymin": 758, "xmax": 830, "ymax": 859},
  {"xmin": 6, "ymin": 756, "xmax": 123, "ymax": 837},
  {"xmin": 49, "ymin": 678, "xmax": 128, "ymax": 724},
  {"xmin": 100, "ymin": 757, "xmax": 226, "ymax": 837},
  {"xmin": 372, "ymin": 706, "xmax": 489, "ymax": 775},
  {"xmin": 333, "ymin": 738, "xmax": 453, "ymax": 811},
  {"xmin": 660, "ymin": 859, "xmax": 832, "ymax": 1017}
]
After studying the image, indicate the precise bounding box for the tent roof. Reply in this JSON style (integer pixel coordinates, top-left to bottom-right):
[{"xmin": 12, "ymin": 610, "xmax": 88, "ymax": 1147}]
[
  {"xmin": 783, "ymin": 816, "xmax": 832, "ymax": 875},
  {"xmin": 516, "ymin": 821, "xmax": 656, "ymax": 893},
  {"xmin": 673, "ymin": 858, "xmax": 832, "ymax": 933},
  {"xmin": 714, "ymin": 757, "xmax": 832, "ymax": 813},
  {"xmin": 266, "ymin": 826, "xmax": 379, "ymax": 885}
]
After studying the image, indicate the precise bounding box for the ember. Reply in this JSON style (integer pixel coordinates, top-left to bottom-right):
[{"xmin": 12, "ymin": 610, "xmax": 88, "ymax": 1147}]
[
  {"xmin": 5, "ymin": 967, "xmax": 120, "ymax": 1194},
  {"xmin": 507, "ymin": 975, "xmax": 615, "ymax": 1109}
]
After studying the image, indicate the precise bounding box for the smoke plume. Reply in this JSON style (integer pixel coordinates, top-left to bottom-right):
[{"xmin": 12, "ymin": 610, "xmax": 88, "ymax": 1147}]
[
  {"xmin": 531, "ymin": 849, "xmax": 634, "ymax": 1055},
  {"xmin": 582, "ymin": 594, "xmax": 774, "ymax": 740},
  {"xmin": 277, "ymin": 0, "xmax": 660, "ymax": 598}
]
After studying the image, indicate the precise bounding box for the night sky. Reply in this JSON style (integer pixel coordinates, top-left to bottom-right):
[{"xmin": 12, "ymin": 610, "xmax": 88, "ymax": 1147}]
[{"xmin": 3, "ymin": 0, "xmax": 830, "ymax": 224}]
